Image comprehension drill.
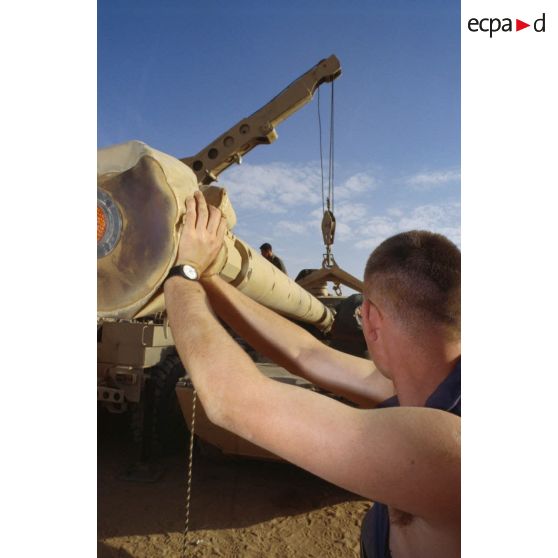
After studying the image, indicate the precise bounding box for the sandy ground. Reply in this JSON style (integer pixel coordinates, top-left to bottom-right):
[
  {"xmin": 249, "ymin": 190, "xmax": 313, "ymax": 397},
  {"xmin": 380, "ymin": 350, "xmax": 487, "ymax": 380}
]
[{"xmin": 98, "ymin": 412, "xmax": 371, "ymax": 557}]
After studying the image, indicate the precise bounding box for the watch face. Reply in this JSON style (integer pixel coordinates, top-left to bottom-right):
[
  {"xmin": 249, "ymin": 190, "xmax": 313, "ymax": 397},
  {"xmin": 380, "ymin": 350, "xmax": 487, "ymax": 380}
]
[{"xmin": 183, "ymin": 264, "xmax": 198, "ymax": 280}]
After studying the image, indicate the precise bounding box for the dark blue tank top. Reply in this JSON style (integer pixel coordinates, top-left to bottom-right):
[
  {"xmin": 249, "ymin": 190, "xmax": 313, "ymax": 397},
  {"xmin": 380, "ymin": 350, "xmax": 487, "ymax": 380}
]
[{"xmin": 360, "ymin": 359, "xmax": 461, "ymax": 558}]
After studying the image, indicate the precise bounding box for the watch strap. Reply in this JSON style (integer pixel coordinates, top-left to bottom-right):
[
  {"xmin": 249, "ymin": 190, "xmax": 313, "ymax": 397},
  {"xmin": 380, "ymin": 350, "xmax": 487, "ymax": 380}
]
[{"xmin": 165, "ymin": 262, "xmax": 200, "ymax": 283}]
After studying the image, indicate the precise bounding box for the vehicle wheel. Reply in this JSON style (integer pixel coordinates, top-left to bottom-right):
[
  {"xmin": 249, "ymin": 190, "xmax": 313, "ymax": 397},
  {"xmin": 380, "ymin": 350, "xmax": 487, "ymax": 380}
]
[{"xmin": 130, "ymin": 353, "xmax": 190, "ymax": 456}]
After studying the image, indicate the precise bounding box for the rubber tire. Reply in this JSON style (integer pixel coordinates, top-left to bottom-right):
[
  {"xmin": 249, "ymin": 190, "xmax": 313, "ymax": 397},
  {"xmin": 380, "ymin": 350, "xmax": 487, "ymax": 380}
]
[{"xmin": 131, "ymin": 353, "xmax": 190, "ymax": 456}]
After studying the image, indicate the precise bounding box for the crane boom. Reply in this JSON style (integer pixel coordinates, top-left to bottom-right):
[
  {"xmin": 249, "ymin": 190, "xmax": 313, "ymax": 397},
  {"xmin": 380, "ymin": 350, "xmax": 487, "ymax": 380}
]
[{"xmin": 181, "ymin": 55, "xmax": 341, "ymax": 185}]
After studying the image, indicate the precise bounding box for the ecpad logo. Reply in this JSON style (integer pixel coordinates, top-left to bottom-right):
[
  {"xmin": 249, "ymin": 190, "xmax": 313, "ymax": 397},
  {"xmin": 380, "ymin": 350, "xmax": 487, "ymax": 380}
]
[{"xmin": 468, "ymin": 13, "xmax": 546, "ymax": 37}]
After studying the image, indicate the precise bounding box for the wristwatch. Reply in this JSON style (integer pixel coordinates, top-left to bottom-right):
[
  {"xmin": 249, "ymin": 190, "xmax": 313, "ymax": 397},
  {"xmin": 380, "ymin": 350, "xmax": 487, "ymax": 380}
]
[{"xmin": 165, "ymin": 263, "xmax": 200, "ymax": 283}]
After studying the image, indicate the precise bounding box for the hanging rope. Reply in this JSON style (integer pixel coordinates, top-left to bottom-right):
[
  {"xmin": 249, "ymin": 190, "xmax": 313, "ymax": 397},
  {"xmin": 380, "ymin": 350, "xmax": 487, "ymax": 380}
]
[
  {"xmin": 317, "ymin": 82, "xmax": 337, "ymax": 269},
  {"xmin": 317, "ymin": 88, "xmax": 325, "ymax": 215},
  {"xmin": 328, "ymin": 81, "xmax": 335, "ymax": 214},
  {"xmin": 181, "ymin": 387, "xmax": 197, "ymax": 557}
]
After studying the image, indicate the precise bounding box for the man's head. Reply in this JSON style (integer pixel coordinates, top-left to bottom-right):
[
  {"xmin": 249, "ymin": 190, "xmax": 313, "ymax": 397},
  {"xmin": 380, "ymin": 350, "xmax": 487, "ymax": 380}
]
[
  {"xmin": 260, "ymin": 242, "xmax": 273, "ymax": 258},
  {"xmin": 361, "ymin": 230, "xmax": 460, "ymax": 374}
]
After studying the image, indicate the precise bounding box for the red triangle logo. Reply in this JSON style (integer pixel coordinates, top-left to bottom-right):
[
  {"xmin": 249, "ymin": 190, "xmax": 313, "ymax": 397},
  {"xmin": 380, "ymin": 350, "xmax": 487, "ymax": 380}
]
[{"xmin": 516, "ymin": 19, "xmax": 530, "ymax": 31}]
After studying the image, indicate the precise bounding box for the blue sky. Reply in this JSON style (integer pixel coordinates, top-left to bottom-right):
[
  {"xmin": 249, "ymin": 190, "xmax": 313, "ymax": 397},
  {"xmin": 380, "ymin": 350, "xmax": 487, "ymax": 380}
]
[{"xmin": 99, "ymin": 0, "xmax": 460, "ymax": 283}]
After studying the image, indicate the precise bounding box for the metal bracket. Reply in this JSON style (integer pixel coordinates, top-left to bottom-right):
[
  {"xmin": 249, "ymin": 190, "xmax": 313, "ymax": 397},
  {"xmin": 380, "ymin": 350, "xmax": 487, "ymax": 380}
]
[{"xmin": 97, "ymin": 386, "xmax": 127, "ymax": 413}]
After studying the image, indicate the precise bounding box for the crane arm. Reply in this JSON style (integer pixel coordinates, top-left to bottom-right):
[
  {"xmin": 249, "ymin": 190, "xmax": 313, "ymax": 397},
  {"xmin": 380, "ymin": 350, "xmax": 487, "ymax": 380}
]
[{"xmin": 180, "ymin": 55, "xmax": 341, "ymax": 185}]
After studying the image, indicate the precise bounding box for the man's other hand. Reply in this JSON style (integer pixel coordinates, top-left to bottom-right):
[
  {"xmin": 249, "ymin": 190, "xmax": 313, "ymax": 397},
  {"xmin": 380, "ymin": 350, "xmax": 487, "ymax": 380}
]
[{"xmin": 177, "ymin": 190, "xmax": 227, "ymax": 274}]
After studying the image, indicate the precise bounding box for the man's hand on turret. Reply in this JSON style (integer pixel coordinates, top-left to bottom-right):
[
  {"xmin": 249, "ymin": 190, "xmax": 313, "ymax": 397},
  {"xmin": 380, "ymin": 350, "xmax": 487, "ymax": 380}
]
[{"xmin": 176, "ymin": 190, "xmax": 227, "ymax": 275}]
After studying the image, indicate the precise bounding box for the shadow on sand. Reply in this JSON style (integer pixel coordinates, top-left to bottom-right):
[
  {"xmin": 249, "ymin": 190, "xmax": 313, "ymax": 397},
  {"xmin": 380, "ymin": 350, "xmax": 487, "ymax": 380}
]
[
  {"xmin": 98, "ymin": 541, "xmax": 137, "ymax": 558},
  {"xmin": 98, "ymin": 412, "xmax": 363, "ymax": 541}
]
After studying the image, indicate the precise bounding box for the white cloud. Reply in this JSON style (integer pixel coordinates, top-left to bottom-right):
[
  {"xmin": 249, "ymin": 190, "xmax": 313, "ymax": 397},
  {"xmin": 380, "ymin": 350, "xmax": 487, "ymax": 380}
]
[
  {"xmin": 222, "ymin": 162, "xmax": 321, "ymax": 212},
  {"xmin": 356, "ymin": 202, "xmax": 461, "ymax": 250},
  {"xmin": 276, "ymin": 220, "xmax": 309, "ymax": 234},
  {"xmin": 222, "ymin": 162, "xmax": 460, "ymax": 267},
  {"xmin": 398, "ymin": 203, "xmax": 457, "ymax": 229},
  {"xmin": 335, "ymin": 222, "xmax": 353, "ymax": 241},
  {"xmin": 405, "ymin": 169, "xmax": 460, "ymax": 190},
  {"xmin": 270, "ymin": 199, "xmax": 460, "ymax": 253},
  {"xmin": 336, "ymin": 172, "xmax": 378, "ymax": 200},
  {"xmin": 359, "ymin": 216, "xmax": 399, "ymax": 238},
  {"xmin": 223, "ymin": 164, "xmax": 379, "ymax": 216},
  {"xmin": 355, "ymin": 217, "xmax": 399, "ymax": 249},
  {"xmin": 333, "ymin": 202, "xmax": 368, "ymax": 223},
  {"xmin": 277, "ymin": 202, "xmax": 366, "ymax": 242}
]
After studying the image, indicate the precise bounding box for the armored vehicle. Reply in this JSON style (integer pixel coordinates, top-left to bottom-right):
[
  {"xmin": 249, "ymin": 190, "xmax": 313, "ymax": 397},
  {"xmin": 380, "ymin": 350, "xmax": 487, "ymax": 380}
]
[{"xmin": 97, "ymin": 55, "xmax": 366, "ymax": 462}]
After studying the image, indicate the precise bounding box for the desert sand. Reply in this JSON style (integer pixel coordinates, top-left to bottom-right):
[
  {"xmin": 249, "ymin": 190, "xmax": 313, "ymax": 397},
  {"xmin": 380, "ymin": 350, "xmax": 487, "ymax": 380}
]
[{"xmin": 98, "ymin": 414, "xmax": 371, "ymax": 557}]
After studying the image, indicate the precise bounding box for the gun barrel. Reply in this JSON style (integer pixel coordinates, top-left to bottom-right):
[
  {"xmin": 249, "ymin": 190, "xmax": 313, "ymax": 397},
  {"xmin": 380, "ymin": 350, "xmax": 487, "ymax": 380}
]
[{"xmin": 97, "ymin": 141, "xmax": 334, "ymax": 331}]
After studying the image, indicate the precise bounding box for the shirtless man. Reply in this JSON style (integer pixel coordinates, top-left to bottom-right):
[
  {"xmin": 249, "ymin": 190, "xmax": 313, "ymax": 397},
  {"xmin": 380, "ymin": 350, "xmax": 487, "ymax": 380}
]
[{"xmin": 164, "ymin": 191, "xmax": 461, "ymax": 558}]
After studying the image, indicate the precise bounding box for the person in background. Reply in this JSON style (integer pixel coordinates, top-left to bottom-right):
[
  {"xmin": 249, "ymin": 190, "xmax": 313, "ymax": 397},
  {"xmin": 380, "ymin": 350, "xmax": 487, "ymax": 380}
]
[{"xmin": 259, "ymin": 242, "xmax": 287, "ymax": 274}]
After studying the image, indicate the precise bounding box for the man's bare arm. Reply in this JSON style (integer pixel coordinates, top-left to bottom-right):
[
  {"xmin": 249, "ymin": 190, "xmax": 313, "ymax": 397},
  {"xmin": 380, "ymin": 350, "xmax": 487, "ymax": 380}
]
[
  {"xmin": 165, "ymin": 278, "xmax": 459, "ymax": 526},
  {"xmin": 202, "ymin": 274, "xmax": 395, "ymax": 407},
  {"xmin": 169, "ymin": 190, "xmax": 392, "ymax": 407},
  {"xmin": 165, "ymin": 278, "xmax": 263, "ymax": 422}
]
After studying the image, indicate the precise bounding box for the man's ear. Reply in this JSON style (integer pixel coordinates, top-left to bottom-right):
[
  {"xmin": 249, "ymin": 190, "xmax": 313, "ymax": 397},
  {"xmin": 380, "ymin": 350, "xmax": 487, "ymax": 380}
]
[{"xmin": 362, "ymin": 298, "xmax": 382, "ymax": 341}]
